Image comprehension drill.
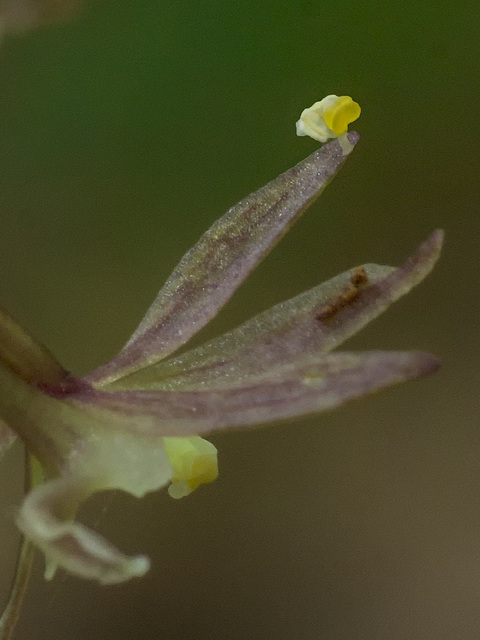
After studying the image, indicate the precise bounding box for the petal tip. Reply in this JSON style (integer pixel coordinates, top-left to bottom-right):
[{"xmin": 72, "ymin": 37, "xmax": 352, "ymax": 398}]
[
  {"xmin": 415, "ymin": 351, "xmax": 441, "ymax": 376},
  {"xmin": 430, "ymin": 228, "xmax": 445, "ymax": 250},
  {"xmin": 98, "ymin": 554, "xmax": 151, "ymax": 585},
  {"xmin": 415, "ymin": 229, "xmax": 445, "ymax": 272},
  {"xmin": 346, "ymin": 130, "xmax": 360, "ymax": 145},
  {"xmin": 16, "ymin": 478, "xmax": 153, "ymax": 585}
]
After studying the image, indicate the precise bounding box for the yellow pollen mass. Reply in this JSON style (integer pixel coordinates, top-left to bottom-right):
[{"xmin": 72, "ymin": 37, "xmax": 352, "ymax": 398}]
[
  {"xmin": 164, "ymin": 436, "xmax": 218, "ymax": 499},
  {"xmin": 296, "ymin": 94, "xmax": 361, "ymax": 151},
  {"xmin": 323, "ymin": 96, "xmax": 361, "ymax": 136}
]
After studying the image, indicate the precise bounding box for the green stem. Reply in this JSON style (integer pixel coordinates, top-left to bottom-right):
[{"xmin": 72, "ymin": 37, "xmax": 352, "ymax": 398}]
[{"xmin": 0, "ymin": 451, "xmax": 38, "ymax": 640}]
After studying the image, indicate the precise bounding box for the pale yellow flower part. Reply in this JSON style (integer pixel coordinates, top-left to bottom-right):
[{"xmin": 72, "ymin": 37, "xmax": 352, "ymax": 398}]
[
  {"xmin": 164, "ymin": 436, "xmax": 218, "ymax": 499},
  {"xmin": 296, "ymin": 95, "xmax": 361, "ymax": 154}
]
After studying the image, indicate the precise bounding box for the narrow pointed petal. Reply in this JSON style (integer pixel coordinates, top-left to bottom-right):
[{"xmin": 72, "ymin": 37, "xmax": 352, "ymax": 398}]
[
  {"xmin": 87, "ymin": 133, "xmax": 360, "ymax": 387},
  {"xmin": 103, "ymin": 231, "xmax": 443, "ymax": 392},
  {"xmin": 67, "ymin": 351, "xmax": 439, "ymax": 438},
  {"xmin": 16, "ymin": 477, "xmax": 150, "ymax": 584}
]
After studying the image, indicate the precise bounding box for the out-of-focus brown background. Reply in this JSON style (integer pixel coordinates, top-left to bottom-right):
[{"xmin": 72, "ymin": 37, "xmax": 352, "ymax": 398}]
[{"xmin": 0, "ymin": 1, "xmax": 479, "ymax": 638}]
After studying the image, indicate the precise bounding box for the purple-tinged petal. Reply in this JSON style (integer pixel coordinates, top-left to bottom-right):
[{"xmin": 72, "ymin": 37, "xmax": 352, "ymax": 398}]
[
  {"xmin": 87, "ymin": 133, "xmax": 360, "ymax": 387},
  {"xmin": 0, "ymin": 360, "xmax": 174, "ymax": 494},
  {"xmin": 16, "ymin": 476, "xmax": 150, "ymax": 585},
  {"xmin": 102, "ymin": 231, "xmax": 443, "ymax": 392},
  {"xmin": 66, "ymin": 351, "xmax": 439, "ymax": 438},
  {"xmin": 0, "ymin": 361, "xmax": 80, "ymax": 474},
  {"xmin": 0, "ymin": 305, "xmax": 70, "ymax": 388},
  {"xmin": 0, "ymin": 305, "xmax": 72, "ymax": 460}
]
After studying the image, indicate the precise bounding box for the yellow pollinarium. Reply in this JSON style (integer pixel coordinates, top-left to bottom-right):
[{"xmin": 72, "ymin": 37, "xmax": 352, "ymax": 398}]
[
  {"xmin": 296, "ymin": 95, "xmax": 361, "ymax": 154},
  {"xmin": 164, "ymin": 436, "xmax": 218, "ymax": 499}
]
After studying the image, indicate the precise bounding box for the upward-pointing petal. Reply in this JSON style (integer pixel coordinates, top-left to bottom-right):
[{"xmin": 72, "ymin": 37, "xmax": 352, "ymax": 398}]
[{"xmin": 87, "ymin": 133, "xmax": 360, "ymax": 387}]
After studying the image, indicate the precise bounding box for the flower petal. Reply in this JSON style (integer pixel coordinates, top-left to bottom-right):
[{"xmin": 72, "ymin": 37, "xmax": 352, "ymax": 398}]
[
  {"xmin": 0, "ymin": 304, "xmax": 72, "ymax": 460},
  {"xmin": 0, "ymin": 359, "xmax": 173, "ymax": 501},
  {"xmin": 0, "ymin": 362, "xmax": 174, "ymax": 583},
  {"xmin": 66, "ymin": 351, "xmax": 439, "ymax": 438},
  {"xmin": 0, "ymin": 305, "xmax": 70, "ymax": 388},
  {"xmin": 0, "ymin": 352, "xmax": 214, "ymax": 582},
  {"xmin": 16, "ymin": 476, "xmax": 150, "ymax": 584},
  {"xmin": 87, "ymin": 133, "xmax": 360, "ymax": 387},
  {"xmin": 102, "ymin": 231, "xmax": 443, "ymax": 392}
]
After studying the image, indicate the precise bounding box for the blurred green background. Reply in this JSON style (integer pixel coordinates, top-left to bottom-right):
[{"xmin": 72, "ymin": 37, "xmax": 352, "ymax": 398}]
[{"xmin": 0, "ymin": 0, "xmax": 479, "ymax": 638}]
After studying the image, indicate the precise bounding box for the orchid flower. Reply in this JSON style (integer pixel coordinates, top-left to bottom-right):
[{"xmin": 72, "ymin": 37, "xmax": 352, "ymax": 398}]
[{"xmin": 0, "ymin": 132, "xmax": 442, "ymax": 589}]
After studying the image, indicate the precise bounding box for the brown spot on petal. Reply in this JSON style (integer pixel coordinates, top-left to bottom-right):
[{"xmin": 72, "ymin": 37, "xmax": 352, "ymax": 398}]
[{"xmin": 316, "ymin": 266, "xmax": 368, "ymax": 322}]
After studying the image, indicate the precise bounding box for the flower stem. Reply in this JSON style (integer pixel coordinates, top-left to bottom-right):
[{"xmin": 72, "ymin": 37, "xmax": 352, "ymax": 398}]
[{"xmin": 0, "ymin": 450, "xmax": 37, "ymax": 640}]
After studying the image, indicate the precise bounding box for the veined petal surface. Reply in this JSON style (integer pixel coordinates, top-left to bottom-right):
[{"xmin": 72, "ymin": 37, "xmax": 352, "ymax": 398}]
[
  {"xmin": 103, "ymin": 231, "xmax": 443, "ymax": 392},
  {"xmin": 65, "ymin": 351, "xmax": 439, "ymax": 438},
  {"xmin": 87, "ymin": 133, "xmax": 360, "ymax": 387}
]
